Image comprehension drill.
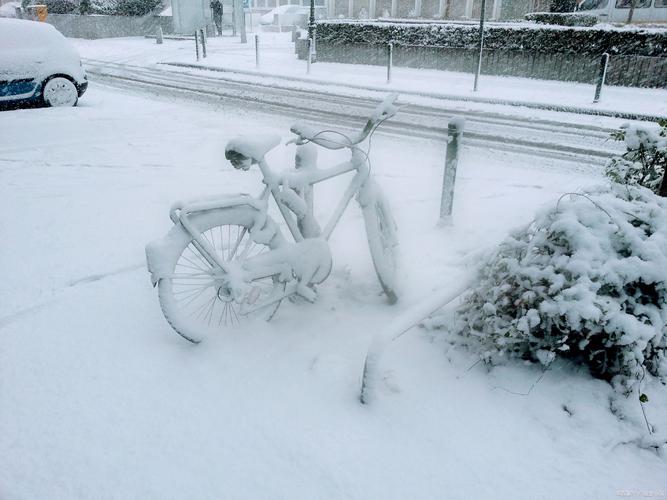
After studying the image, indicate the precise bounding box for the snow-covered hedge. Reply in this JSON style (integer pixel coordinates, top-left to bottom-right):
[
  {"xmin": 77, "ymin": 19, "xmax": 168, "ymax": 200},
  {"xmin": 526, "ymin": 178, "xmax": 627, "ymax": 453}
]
[
  {"xmin": 43, "ymin": 0, "xmax": 78, "ymax": 14},
  {"xmin": 524, "ymin": 12, "xmax": 598, "ymax": 27},
  {"xmin": 430, "ymin": 184, "xmax": 667, "ymax": 394},
  {"xmin": 315, "ymin": 20, "xmax": 667, "ymax": 56},
  {"xmin": 111, "ymin": 0, "xmax": 161, "ymax": 16},
  {"xmin": 606, "ymin": 121, "xmax": 667, "ymax": 196}
]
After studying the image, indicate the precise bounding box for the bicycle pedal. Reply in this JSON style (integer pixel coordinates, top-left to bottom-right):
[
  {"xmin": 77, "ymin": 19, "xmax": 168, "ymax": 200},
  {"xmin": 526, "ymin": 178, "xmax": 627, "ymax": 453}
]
[{"xmin": 296, "ymin": 283, "xmax": 317, "ymax": 303}]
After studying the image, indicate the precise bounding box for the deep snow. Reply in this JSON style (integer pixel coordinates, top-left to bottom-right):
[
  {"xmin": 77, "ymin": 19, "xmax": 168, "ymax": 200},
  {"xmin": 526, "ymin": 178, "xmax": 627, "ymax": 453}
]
[{"xmin": 1, "ymin": 84, "xmax": 665, "ymax": 500}]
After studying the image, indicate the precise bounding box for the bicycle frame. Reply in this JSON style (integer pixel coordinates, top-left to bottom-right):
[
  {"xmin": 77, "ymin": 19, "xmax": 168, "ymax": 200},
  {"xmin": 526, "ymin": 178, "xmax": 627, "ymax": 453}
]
[
  {"xmin": 165, "ymin": 144, "xmax": 369, "ymax": 294},
  {"xmin": 256, "ymin": 146, "xmax": 371, "ymax": 244},
  {"xmin": 164, "ymin": 92, "xmax": 401, "ymax": 293}
]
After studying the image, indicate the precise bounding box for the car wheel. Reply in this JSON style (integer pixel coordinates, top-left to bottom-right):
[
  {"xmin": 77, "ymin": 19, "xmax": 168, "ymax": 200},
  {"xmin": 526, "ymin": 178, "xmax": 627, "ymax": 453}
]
[{"xmin": 42, "ymin": 76, "xmax": 78, "ymax": 107}]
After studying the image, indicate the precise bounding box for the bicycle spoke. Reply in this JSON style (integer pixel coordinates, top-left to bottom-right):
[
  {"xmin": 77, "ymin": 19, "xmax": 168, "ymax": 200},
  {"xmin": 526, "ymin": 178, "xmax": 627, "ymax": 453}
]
[{"xmin": 230, "ymin": 303, "xmax": 240, "ymax": 325}]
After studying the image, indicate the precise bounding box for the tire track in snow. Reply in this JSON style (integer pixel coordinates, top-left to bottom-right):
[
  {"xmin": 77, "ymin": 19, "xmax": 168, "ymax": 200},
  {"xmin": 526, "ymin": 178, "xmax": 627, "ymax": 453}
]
[
  {"xmin": 0, "ymin": 264, "xmax": 146, "ymax": 330},
  {"xmin": 83, "ymin": 60, "xmax": 622, "ymax": 167}
]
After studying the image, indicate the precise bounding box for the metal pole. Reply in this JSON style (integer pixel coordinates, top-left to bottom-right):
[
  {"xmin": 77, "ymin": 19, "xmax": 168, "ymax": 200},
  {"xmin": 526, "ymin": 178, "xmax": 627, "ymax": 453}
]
[
  {"xmin": 593, "ymin": 53, "xmax": 609, "ymax": 104},
  {"xmin": 306, "ymin": 38, "xmax": 312, "ymax": 74},
  {"xmin": 386, "ymin": 42, "xmax": 393, "ymax": 84},
  {"xmin": 194, "ymin": 30, "xmax": 200, "ymax": 61},
  {"xmin": 255, "ymin": 34, "xmax": 260, "ymax": 68},
  {"xmin": 440, "ymin": 118, "xmax": 464, "ymax": 223},
  {"xmin": 200, "ymin": 28, "xmax": 207, "ymax": 58},
  {"xmin": 232, "ymin": 0, "xmax": 237, "ymax": 36},
  {"xmin": 240, "ymin": 6, "xmax": 247, "ymax": 43},
  {"xmin": 156, "ymin": 25, "xmax": 163, "ymax": 44},
  {"xmin": 472, "ymin": 0, "xmax": 486, "ymax": 92},
  {"xmin": 309, "ymin": 0, "xmax": 315, "ymax": 41}
]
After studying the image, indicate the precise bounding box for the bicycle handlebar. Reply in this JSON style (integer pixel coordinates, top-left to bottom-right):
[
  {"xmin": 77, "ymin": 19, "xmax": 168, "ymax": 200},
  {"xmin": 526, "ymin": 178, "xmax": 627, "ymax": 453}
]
[{"xmin": 289, "ymin": 93, "xmax": 400, "ymax": 150}]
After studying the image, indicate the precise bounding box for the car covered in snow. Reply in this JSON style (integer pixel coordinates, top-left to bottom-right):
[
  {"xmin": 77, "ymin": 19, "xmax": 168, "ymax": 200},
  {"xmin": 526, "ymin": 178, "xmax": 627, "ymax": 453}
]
[
  {"xmin": 259, "ymin": 4, "xmax": 327, "ymax": 27},
  {"xmin": 0, "ymin": 18, "xmax": 88, "ymax": 107}
]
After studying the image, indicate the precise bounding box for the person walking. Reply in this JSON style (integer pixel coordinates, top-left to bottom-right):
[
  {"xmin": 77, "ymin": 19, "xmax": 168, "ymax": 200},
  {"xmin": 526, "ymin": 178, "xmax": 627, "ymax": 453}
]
[{"xmin": 210, "ymin": 0, "xmax": 223, "ymax": 36}]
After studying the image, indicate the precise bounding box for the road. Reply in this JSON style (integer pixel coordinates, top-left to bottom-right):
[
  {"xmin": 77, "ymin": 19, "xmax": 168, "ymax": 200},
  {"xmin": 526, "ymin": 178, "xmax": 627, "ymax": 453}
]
[{"xmin": 84, "ymin": 58, "xmax": 624, "ymax": 167}]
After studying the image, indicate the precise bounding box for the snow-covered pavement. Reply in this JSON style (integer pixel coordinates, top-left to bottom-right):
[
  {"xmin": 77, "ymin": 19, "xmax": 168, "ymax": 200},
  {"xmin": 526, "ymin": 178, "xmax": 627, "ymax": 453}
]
[{"xmin": 1, "ymin": 84, "xmax": 664, "ymax": 499}]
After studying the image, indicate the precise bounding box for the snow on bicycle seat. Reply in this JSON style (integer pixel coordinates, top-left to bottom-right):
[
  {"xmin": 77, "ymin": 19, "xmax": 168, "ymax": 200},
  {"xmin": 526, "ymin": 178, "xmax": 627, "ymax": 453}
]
[{"xmin": 225, "ymin": 134, "xmax": 281, "ymax": 166}]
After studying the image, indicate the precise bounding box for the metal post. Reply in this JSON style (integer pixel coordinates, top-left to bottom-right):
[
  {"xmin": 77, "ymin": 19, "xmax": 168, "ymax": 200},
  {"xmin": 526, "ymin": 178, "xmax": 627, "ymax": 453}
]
[
  {"xmin": 200, "ymin": 28, "xmax": 207, "ymax": 58},
  {"xmin": 156, "ymin": 25, "xmax": 163, "ymax": 44},
  {"xmin": 311, "ymin": 30, "xmax": 317, "ymax": 61},
  {"xmin": 593, "ymin": 53, "xmax": 609, "ymax": 104},
  {"xmin": 386, "ymin": 43, "xmax": 393, "ymax": 83},
  {"xmin": 440, "ymin": 118, "xmax": 464, "ymax": 223},
  {"xmin": 473, "ymin": 0, "xmax": 486, "ymax": 92},
  {"xmin": 309, "ymin": 0, "xmax": 315, "ymax": 41},
  {"xmin": 306, "ymin": 38, "xmax": 312, "ymax": 74},
  {"xmin": 194, "ymin": 30, "xmax": 200, "ymax": 61},
  {"xmin": 232, "ymin": 1, "xmax": 237, "ymax": 36},
  {"xmin": 240, "ymin": 7, "xmax": 247, "ymax": 44},
  {"xmin": 255, "ymin": 34, "xmax": 260, "ymax": 68}
]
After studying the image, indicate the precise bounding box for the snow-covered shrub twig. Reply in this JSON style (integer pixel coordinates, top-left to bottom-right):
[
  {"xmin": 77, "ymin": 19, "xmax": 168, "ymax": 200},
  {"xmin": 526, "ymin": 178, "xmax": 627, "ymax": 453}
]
[
  {"xmin": 429, "ymin": 184, "xmax": 667, "ymax": 395},
  {"xmin": 605, "ymin": 120, "xmax": 667, "ymax": 197}
]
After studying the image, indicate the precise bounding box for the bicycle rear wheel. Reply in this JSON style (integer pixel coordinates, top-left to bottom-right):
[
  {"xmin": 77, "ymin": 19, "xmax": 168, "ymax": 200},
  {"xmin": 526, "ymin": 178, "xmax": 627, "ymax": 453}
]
[
  {"xmin": 360, "ymin": 180, "xmax": 399, "ymax": 304},
  {"xmin": 157, "ymin": 207, "xmax": 285, "ymax": 343}
]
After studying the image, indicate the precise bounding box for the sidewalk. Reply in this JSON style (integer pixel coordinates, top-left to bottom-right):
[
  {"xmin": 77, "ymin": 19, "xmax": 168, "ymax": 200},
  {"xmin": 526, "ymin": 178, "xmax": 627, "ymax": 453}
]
[{"xmin": 73, "ymin": 32, "xmax": 667, "ymax": 120}]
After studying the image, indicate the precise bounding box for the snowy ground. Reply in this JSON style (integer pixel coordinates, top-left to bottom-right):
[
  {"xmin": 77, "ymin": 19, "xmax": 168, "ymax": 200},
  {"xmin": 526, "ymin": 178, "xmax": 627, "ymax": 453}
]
[
  {"xmin": 1, "ymin": 84, "xmax": 665, "ymax": 499},
  {"xmin": 73, "ymin": 33, "xmax": 667, "ymax": 118}
]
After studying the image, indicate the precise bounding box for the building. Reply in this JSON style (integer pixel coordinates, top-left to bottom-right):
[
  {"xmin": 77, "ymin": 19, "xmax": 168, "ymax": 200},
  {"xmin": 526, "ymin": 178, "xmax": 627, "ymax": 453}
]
[{"xmin": 248, "ymin": 0, "xmax": 550, "ymax": 19}]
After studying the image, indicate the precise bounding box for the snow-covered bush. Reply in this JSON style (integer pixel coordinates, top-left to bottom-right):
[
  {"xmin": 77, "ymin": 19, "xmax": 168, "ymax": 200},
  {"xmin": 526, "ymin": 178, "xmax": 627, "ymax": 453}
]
[
  {"xmin": 111, "ymin": 0, "xmax": 161, "ymax": 16},
  {"xmin": 431, "ymin": 184, "xmax": 667, "ymax": 394},
  {"xmin": 525, "ymin": 12, "xmax": 598, "ymax": 27},
  {"xmin": 605, "ymin": 121, "xmax": 667, "ymax": 197},
  {"xmin": 78, "ymin": 0, "xmax": 91, "ymax": 14},
  {"xmin": 316, "ymin": 20, "xmax": 667, "ymax": 57},
  {"xmin": 43, "ymin": 0, "xmax": 78, "ymax": 13}
]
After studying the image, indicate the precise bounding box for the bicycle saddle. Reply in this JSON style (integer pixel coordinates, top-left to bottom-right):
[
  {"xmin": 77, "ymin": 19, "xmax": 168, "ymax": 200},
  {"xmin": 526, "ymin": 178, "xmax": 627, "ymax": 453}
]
[{"xmin": 225, "ymin": 134, "xmax": 281, "ymax": 170}]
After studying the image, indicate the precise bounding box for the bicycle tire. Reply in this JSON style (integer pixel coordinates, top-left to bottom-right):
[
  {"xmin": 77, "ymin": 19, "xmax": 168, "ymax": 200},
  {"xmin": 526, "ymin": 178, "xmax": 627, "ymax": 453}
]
[
  {"xmin": 360, "ymin": 179, "xmax": 399, "ymax": 304},
  {"xmin": 156, "ymin": 206, "xmax": 285, "ymax": 343}
]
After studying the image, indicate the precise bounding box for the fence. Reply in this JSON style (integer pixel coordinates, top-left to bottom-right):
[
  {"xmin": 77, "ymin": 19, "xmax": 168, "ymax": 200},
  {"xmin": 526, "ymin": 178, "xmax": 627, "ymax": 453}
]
[{"xmin": 298, "ymin": 40, "xmax": 667, "ymax": 88}]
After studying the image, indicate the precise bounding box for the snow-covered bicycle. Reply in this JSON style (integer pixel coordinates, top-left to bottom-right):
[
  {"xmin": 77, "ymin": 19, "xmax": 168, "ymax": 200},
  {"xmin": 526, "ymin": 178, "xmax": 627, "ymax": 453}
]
[{"xmin": 146, "ymin": 94, "xmax": 400, "ymax": 343}]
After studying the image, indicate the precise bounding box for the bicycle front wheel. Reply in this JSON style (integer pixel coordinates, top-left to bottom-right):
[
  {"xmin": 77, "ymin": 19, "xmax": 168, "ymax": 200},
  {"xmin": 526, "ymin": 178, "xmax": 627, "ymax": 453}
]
[
  {"xmin": 157, "ymin": 206, "xmax": 285, "ymax": 343},
  {"xmin": 360, "ymin": 180, "xmax": 399, "ymax": 304}
]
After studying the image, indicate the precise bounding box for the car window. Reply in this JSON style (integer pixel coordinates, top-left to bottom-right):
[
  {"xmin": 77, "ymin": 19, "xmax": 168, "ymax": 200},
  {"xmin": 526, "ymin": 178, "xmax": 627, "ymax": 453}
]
[
  {"xmin": 577, "ymin": 0, "xmax": 609, "ymax": 10},
  {"xmin": 656, "ymin": 0, "xmax": 666, "ymax": 7},
  {"xmin": 614, "ymin": 0, "xmax": 650, "ymax": 8}
]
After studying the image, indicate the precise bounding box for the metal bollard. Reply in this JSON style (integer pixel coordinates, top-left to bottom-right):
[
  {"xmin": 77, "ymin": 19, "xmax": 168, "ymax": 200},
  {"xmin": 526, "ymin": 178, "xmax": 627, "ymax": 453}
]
[
  {"xmin": 200, "ymin": 28, "xmax": 207, "ymax": 58},
  {"xmin": 473, "ymin": 0, "xmax": 486, "ymax": 92},
  {"xmin": 240, "ymin": 9, "xmax": 247, "ymax": 44},
  {"xmin": 386, "ymin": 43, "xmax": 393, "ymax": 84},
  {"xmin": 311, "ymin": 33, "xmax": 317, "ymax": 61},
  {"xmin": 306, "ymin": 38, "xmax": 312, "ymax": 74},
  {"xmin": 440, "ymin": 118, "xmax": 464, "ymax": 224},
  {"xmin": 194, "ymin": 31, "xmax": 200, "ymax": 61},
  {"xmin": 156, "ymin": 26, "xmax": 163, "ymax": 44},
  {"xmin": 593, "ymin": 53, "xmax": 609, "ymax": 104},
  {"xmin": 255, "ymin": 34, "xmax": 260, "ymax": 68}
]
